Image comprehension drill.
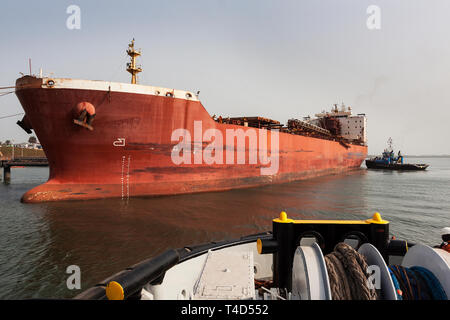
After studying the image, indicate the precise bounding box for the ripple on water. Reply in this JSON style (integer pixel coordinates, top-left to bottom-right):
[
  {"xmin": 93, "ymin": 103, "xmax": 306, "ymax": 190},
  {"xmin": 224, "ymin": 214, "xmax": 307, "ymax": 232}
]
[{"xmin": 0, "ymin": 159, "xmax": 449, "ymax": 298}]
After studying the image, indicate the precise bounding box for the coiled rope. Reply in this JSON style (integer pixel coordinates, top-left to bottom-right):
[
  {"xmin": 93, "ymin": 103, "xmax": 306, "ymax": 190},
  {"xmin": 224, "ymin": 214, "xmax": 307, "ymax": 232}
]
[
  {"xmin": 388, "ymin": 266, "xmax": 403, "ymax": 300},
  {"xmin": 324, "ymin": 242, "xmax": 378, "ymax": 300},
  {"xmin": 389, "ymin": 265, "xmax": 447, "ymax": 300}
]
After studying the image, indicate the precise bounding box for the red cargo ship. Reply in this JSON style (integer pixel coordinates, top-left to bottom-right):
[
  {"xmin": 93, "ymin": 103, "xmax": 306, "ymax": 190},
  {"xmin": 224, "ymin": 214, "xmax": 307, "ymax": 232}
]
[{"xmin": 14, "ymin": 40, "xmax": 367, "ymax": 203}]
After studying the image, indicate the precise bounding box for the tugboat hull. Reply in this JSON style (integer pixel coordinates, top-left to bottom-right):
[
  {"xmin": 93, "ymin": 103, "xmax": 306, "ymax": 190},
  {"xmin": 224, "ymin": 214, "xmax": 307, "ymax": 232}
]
[{"xmin": 365, "ymin": 160, "xmax": 428, "ymax": 171}]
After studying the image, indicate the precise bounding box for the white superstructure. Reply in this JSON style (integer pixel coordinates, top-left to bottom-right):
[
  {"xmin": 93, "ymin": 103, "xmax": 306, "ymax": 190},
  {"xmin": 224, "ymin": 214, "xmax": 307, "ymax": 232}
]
[
  {"xmin": 338, "ymin": 114, "xmax": 367, "ymax": 143},
  {"xmin": 308, "ymin": 103, "xmax": 367, "ymax": 144}
]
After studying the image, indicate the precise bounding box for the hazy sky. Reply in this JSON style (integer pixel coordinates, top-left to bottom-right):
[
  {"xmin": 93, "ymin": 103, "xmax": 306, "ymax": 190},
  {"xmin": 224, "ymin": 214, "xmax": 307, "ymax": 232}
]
[{"xmin": 1, "ymin": 0, "xmax": 450, "ymax": 155}]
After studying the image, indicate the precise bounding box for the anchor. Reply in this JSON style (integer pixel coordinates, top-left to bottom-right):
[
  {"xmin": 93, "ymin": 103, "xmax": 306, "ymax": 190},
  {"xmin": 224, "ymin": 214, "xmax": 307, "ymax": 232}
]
[{"xmin": 73, "ymin": 102, "xmax": 96, "ymax": 131}]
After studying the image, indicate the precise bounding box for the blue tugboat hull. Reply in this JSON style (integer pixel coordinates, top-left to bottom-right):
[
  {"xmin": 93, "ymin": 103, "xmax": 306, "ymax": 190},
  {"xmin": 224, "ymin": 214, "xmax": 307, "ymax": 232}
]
[{"xmin": 365, "ymin": 160, "xmax": 429, "ymax": 171}]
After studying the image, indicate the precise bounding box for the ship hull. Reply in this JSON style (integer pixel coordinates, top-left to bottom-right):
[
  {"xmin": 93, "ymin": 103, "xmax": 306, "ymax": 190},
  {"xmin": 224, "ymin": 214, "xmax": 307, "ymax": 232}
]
[
  {"xmin": 365, "ymin": 160, "xmax": 428, "ymax": 171},
  {"xmin": 15, "ymin": 76, "xmax": 367, "ymax": 203}
]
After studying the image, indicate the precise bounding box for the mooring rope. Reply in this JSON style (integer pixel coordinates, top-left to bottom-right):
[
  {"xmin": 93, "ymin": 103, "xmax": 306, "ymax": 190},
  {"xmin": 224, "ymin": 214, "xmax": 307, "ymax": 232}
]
[
  {"xmin": 0, "ymin": 113, "xmax": 24, "ymax": 120},
  {"xmin": 0, "ymin": 91, "xmax": 15, "ymax": 97},
  {"xmin": 324, "ymin": 242, "xmax": 378, "ymax": 300},
  {"xmin": 0, "ymin": 83, "xmax": 41, "ymax": 91},
  {"xmin": 389, "ymin": 265, "xmax": 447, "ymax": 300},
  {"xmin": 0, "ymin": 82, "xmax": 39, "ymax": 100}
]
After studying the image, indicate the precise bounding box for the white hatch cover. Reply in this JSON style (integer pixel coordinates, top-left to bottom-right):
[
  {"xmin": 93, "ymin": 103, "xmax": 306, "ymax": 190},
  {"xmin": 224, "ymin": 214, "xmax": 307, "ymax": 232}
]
[{"xmin": 193, "ymin": 250, "xmax": 255, "ymax": 300}]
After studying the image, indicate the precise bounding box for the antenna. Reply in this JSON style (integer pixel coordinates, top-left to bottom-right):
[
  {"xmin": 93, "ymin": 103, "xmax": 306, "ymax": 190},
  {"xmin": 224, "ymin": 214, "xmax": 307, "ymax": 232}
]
[
  {"xmin": 387, "ymin": 137, "xmax": 393, "ymax": 152},
  {"xmin": 126, "ymin": 39, "xmax": 142, "ymax": 84}
]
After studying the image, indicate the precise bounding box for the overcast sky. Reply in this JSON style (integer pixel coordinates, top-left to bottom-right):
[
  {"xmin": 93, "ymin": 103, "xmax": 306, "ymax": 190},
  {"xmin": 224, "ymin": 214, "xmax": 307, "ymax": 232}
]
[{"xmin": 1, "ymin": 0, "xmax": 449, "ymax": 155}]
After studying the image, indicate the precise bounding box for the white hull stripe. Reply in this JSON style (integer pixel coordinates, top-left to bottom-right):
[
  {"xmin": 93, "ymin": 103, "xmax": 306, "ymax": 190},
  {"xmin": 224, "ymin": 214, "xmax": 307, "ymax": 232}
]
[{"xmin": 15, "ymin": 77, "xmax": 199, "ymax": 102}]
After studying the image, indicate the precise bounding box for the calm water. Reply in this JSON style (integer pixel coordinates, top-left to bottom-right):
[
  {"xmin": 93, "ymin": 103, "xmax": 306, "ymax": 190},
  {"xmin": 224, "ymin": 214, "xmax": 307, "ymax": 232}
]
[{"xmin": 0, "ymin": 157, "xmax": 449, "ymax": 299}]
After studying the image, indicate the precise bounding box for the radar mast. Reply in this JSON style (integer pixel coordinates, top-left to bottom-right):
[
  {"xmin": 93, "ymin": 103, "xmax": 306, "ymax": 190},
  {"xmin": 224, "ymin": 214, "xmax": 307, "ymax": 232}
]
[{"xmin": 126, "ymin": 39, "xmax": 142, "ymax": 84}]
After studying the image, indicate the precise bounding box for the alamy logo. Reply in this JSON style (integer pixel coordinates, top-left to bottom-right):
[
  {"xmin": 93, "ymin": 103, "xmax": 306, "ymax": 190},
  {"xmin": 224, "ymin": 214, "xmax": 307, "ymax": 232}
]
[
  {"xmin": 66, "ymin": 5, "xmax": 81, "ymax": 30},
  {"xmin": 367, "ymin": 265, "xmax": 381, "ymax": 290},
  {"xmin": 366, "ymin": 5, "xmax": 381, "ymax": 30},
  {"xmin": 66, "ymin": 265, "xmax": 81, "ymax": 290},
  {"xmin": 171, "ymin": 121, "xmax": 279, "ymax": 175}
]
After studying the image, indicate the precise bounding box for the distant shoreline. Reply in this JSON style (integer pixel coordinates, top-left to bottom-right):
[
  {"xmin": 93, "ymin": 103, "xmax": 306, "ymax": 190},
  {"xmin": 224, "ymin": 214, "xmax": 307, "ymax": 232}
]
[{"xmin": 367, "ymin": 155, "xmax": 450, "ymax": 158}]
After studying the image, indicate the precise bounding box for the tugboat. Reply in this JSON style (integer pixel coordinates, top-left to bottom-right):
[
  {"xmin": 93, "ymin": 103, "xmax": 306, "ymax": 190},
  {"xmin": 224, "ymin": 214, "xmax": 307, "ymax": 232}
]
[
  {"xmin": 76, "ymin": 212, "xmax": 449, "ymax": 300},
  {"xmin": 365, "ymin": 138, "xmax": 429, "ymax": 171}
]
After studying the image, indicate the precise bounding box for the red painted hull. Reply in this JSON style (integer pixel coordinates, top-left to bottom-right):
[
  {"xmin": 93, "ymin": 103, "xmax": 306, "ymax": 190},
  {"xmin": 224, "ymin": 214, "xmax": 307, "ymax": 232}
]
[{"xmin": 15, "ymin": 77, "xmax": 367, "ymax": 203}]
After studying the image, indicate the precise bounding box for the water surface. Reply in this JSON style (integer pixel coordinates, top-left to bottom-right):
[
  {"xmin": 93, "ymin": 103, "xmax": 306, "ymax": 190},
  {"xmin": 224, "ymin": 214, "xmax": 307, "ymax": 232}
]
[{"xmin": 0, "ymin": 157, "xmax": 449, "ymax": 299}]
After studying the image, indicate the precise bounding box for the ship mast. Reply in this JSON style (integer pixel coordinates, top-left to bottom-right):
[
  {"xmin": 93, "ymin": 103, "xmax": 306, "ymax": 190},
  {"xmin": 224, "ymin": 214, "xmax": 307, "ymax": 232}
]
[
  {"xmin": 387, "ymin": 137, "xmax": 393, "ymax": 152},
  {"xmin": 126, "ymin": 38, "xmax": 142, "ymax": 84}
]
